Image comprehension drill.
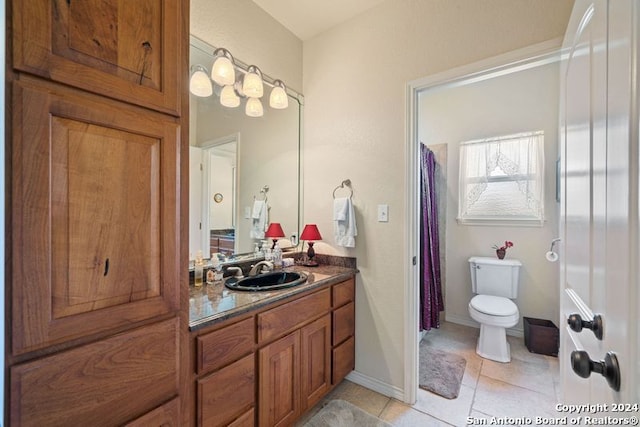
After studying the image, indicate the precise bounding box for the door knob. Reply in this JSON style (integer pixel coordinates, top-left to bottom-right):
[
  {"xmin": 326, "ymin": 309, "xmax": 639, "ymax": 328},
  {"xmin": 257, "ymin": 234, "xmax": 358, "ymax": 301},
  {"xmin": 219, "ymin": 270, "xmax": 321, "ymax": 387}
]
[
  {"xmin": 567, "ymin": 313, "xmax": 603, "ymax": 340},
  {"xmin": 571, "ymin": 350, "xmax": 620, "ymax": 391}
]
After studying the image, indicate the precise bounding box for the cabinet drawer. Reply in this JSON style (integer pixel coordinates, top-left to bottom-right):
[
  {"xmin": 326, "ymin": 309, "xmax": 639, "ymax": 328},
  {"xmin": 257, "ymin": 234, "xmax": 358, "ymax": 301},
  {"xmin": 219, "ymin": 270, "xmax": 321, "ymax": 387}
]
[
  {"xmin": 197, "ymin": 317, "xmax": 255, "ymax": 374},
  {"xmin": 124, "ymin": 397, "xmax": 180, "ymax": 426},
  {"xmin": 333, "ymin": 301, "xmax": 355, "ymax": 346},
  {"xmin": 11, "ymin": 319, "xmax": 179, "ymax": 427},
  {"xmin": 198, "ymin": 354, "xmax": 255, "ymax": 427},
  {"xmin": 258, "ymin": 288, "xmax": 331, "ymax": 344},
  {"xmin": 332, "ymin": 336, "xmax": 355, "ymax": 385},
  {"xmin": 332, "ymin": 278, "xmax": 355, "ymax": 307},
  {"xmin": 219, "ymin": 237, "xmax": 235, "ymax": 250},
  {"xmin": 229, "ymin": 408, "xmax": 255, "ymax": 427}
]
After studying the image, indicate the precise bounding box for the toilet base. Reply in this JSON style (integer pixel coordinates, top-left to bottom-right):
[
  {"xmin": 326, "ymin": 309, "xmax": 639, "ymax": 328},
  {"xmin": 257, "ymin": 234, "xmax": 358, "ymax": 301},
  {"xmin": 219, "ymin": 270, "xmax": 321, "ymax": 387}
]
[{"xmin": 476, "ymin": 324, "xmax": 511, "ymax": 363}]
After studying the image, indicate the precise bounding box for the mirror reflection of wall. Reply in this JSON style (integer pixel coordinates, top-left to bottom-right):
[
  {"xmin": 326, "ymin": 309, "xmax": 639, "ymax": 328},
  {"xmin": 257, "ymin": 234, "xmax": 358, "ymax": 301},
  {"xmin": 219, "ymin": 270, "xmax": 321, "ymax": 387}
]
[{"xmin": 189, "ymin": 36, "xmax": 302, "ymax": 259}]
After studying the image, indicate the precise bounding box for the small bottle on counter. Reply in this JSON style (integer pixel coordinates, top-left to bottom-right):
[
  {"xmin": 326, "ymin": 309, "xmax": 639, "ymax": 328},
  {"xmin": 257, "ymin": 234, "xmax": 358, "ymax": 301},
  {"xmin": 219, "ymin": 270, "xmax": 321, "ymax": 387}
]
[
  {"xmin": 273, "ymin": 242, "xmax": 283, "ymax": 268},
  {"xmin": 194, "ymin": 250, "xmax": 204, "ymax": 287}
]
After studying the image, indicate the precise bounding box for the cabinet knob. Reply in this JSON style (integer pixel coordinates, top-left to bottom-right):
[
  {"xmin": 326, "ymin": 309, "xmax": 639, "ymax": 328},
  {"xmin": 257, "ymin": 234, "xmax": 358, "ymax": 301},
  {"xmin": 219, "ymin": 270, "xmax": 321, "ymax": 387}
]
[
  {"xmin": 570, "ymin": 350, "xmax": 620, "ymax": 391},
  {"xmin": 567, "ymin": 313, "xmax": 603, "ymax": 340}
]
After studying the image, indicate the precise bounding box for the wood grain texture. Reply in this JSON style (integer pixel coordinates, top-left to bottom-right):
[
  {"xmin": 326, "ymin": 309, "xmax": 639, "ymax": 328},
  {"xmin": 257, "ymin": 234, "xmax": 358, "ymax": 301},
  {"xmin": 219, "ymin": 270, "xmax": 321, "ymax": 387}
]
[
  {"xmin": 332, "ymin": 336, "xmax": 355, "ymax": 385},
  {"xmin": 332, "ymin": 277, "xmax": 355, "ymax": 307},
  {"xmin": 332, "ymin": 302, "xmax": 355, "ymax": 346},
  {"xmin": 13, "ymin": 0, "xmax": 180, "ymax": 115},
  {"xmin": 259, "ymin": 331, "xmax": 300, "ymax": 427},
  {"xmin": 257, "ymin": 288, "xmax": 330, "ymax": 344},
  {"xmin": 10, "ymin": 319, "xmax": 179, "ymax": 427},
  {"xmin": 11, "ymin": 78, "xmax": 180, "ymax": 355},
  {"xmin": 124, "ymin": 397, "xmax": 180, "ymax": 427},
  {"xmin": 227, "ymin": 408, "xmax": 255, "ymax": 427},
  {"xmin": 196, "ymin": 316, "xmax": 255, "ymax": 374},
  {"xmin": 198, "ymin": 354, "xmax": 255, "ymax": 427},
  {"xmin": 300, "ymin": 314, "xmax": 331, "ymax": 411}
]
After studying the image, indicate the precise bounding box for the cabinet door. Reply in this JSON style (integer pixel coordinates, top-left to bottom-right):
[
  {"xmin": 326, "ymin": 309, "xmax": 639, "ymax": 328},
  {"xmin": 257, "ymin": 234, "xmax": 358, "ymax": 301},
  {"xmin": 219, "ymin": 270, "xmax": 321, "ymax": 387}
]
[
  {"xmin": 124, "ymin": 397, "xmax": 180, "ymax": 427},
  {"xmin": 259, "ymin": 331, "xmax": 300, "ymax": 427},
  {"xmin": 301, "ymin": 314, "xmax": 331, "ymax": 411},
  {"xmin": 333, "ymin": 336, "xmax": 355, "ymax": 385},
  {"xmin": 12, "ymin": 0, "xmax": 181, "ymax": 115},
  {"xmin": 11, "ymin": 79, "xmax": 180, "ymax": 355},
  {"xmin": 10, "ymin": 318, "xmax": 179, "ymax": 427},
  {"xmin": 198, "ymin": 354, "xmax": 255, "ymax": 427}
]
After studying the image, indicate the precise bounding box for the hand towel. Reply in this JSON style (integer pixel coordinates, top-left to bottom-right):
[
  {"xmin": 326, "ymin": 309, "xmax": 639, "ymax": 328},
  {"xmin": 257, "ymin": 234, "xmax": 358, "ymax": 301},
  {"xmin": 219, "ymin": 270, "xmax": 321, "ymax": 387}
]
[
  {"xmin": 250, "ymin": 200, "xmax": 268, "ymax": 239},
  {"xmin": 333, "ymin": 197, "xmax": 348, "ymax": 221},
  {"xmin": 334, "ymin": 197, "xmax": 357, "ymax": 248}
]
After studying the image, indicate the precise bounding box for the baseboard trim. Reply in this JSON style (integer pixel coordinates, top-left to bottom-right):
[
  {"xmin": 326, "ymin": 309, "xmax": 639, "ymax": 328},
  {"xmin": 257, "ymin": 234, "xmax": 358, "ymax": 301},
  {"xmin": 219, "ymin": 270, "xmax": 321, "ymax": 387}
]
[
  {"xmin": 445, "ymin": 313, "xmax": 524, "ymax": 338},
  {"xmin": 345, "ymin": 370, "xmax": 405, "ymax": 401}
]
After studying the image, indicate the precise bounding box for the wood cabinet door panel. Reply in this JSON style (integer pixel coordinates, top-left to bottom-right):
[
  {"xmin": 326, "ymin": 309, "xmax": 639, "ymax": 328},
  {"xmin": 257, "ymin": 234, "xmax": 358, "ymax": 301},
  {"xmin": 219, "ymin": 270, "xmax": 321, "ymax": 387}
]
[
  {"xmin": 301, "ymin": 314, "xmax": 331, "ymax": 411},
  {"xmin": 259, "ymin": 331, "xmax": 300, "ymax": 427},
  {"xmin": 257, "ymin": 288, "xmax": 330, "ymax": 344},
  {"xmin": 332, "ymin": 278, "xmax": 355, "ymax": 307},
  {"xmin": 11, "ymin": 79, "xmax": 180, "ymax": 355},
  {"xmin": 13, "ymin": 0, "xmax": 181, "ymax": 115},
  {"xmin": 10, "ymin": 318, "xmax": 179, "ymax": 427},
  {"xmin": 333, "ymin": 302, "xmax": 355, "ymax": 346},
  {"xmin": 228, "ymin": 408, "xmax": 255, "ymax": 427},
  {"xmin": 198, "ymin": 354, "xmax": 255, "ymax": 427},
  {"xmin": 332, "ymin": 336, "xmax": 355, "ymax": 385},
  {"xmin": 124, "ymin": 397, "xmax": 180, "ymax": 427},
  {"xmin": 197, "ymin": 317, "xmax": 255, "ymax": 374}
]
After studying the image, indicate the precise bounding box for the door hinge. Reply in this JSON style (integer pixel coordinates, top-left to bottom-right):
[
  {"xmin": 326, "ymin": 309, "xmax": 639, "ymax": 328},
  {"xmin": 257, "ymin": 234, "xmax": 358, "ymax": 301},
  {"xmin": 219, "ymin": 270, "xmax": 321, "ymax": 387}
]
[{"xmin": 412, "ymin": 256, "xmax": 417, "ymax": 266}]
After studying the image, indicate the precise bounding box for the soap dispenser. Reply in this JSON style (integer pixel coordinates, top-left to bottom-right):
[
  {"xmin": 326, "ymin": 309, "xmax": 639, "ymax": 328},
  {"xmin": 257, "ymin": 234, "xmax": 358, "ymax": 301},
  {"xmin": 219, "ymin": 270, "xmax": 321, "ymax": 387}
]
[
  {"xmin": 273, "ymin": 241, "xmax": 283, "ymax": 268},
  {"xmin": 194, "ymin": 250, "xmax": 204, "ymax": 287}
]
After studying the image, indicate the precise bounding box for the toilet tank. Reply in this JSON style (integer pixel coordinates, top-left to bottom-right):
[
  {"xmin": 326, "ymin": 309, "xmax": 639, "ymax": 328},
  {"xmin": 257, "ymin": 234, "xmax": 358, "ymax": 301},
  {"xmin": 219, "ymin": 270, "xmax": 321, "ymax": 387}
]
[{"xmin": 469, "ymin": 257, "xmax": 522, "ymax": 298}]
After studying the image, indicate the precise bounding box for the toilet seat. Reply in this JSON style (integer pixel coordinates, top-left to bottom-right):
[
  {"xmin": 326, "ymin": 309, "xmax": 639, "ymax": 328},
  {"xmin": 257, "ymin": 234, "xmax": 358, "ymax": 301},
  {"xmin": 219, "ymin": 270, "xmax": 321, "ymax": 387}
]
[{"xmin": 470, "ymin": 295, "xmax": 518, "ymax": 316}]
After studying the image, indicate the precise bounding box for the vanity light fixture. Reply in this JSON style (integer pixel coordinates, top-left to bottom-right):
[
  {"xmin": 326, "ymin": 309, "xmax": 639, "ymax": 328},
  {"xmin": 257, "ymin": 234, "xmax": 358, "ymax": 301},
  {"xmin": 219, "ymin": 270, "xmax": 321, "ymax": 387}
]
[
  {"xmin": 242, "ymin": 65, "xmax": 264, "ymax": 98},
  {"xmin": 300, "ymin": 224, "xmax": 322, "ymax": 267},
  {"xmin": 189, "ymin": 64, "xmax": 213, "ymax": 97},
  {"xmin": 210, "ymin": 48, "xmax": 236, "ymax": 86},
  {"xmin": 245, "ymin": 97, "xmax": 264, "ymax": 117},
  {"xmin": 220, "ymin": 85, "xmax": 240, "ymax": 108},
  {"xmin": 269, "ymin": 80, "xmax": 289, "ymax": 109}
]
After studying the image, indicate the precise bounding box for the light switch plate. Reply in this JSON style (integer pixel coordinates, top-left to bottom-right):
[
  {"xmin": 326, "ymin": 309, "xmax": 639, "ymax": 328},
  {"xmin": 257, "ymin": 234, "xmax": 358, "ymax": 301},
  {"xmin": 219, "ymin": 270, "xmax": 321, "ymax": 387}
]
[{"xmin": 377, "ymin": 204, "xmax": 389, "ymax": 222}]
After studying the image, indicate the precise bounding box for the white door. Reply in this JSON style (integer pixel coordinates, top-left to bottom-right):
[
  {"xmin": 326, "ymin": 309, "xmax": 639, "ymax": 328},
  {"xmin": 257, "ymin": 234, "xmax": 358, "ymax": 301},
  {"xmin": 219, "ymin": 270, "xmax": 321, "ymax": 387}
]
[
  {"xmin": 560, "ymin": 0, "xmax": 637, "ymax": 407},
  {"xmin": 189, "ymin": 146, "xmax": 205, "ymax": 258}
]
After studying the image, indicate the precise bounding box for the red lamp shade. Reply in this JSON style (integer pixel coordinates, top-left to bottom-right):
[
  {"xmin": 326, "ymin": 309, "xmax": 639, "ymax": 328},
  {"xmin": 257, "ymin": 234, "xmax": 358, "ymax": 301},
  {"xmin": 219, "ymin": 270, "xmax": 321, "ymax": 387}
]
[
  {"xmin": 300, "ymin": 224, "xmax": 322, "ymax": 241},
  {"xmin": 265, "ymin": 222, "xmax": 285, "ymax": 238}
]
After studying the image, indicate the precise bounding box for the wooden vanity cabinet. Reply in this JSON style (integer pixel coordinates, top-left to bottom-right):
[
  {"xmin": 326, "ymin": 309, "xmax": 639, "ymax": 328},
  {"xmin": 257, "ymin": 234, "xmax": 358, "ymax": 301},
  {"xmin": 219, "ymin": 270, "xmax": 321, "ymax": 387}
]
[
  {"xmin": 8, "ymin": 0, "xmax": 188, "ymax": 425},
  {"xmin": 12, "ymin": 0, "xmax": 182, "ymax": 115},
  {"xmin": 192, "ymin": 276, "xmax": 355, "ymax": 427}
]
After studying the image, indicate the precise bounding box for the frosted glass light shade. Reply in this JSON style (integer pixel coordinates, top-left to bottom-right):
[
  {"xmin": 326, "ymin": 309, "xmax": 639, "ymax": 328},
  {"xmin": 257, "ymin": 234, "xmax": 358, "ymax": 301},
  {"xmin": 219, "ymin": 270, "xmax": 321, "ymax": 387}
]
[
  {"xmin": 269, "ymin": 80, "xmax": 288, "ymax": 109},
  {"xmin": 211, "ymin": 49, "xmax": 236, "ymax": 86},
  {"xmin": 189, "ymin": 66, "xmax": 213, "ymax": 97},
  {"xmin": 243, "ymin": 66, "xmax": 264, "ymax": 98},
  {"xmin": 245, "ymin": 97, "xmax": 263, "ymax": 117},
  {"xmin": 220, "ymin": 85, "xmax": 240, "ymax": 108}
]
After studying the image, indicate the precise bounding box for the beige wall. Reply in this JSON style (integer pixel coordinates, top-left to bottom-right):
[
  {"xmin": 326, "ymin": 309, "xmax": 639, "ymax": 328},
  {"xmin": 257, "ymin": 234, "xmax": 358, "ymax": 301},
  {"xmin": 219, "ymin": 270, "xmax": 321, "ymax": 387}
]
[
  {"xmin": 419, "ymin": 61, "xmax": 561, "ymax": 334},
  {"xmin": 302, "ymin": 0, "xmax": 573, "ymax": 393},
  {"xmin": 191, "ymin": 0, "xmax": 303, "ymax": 92}
]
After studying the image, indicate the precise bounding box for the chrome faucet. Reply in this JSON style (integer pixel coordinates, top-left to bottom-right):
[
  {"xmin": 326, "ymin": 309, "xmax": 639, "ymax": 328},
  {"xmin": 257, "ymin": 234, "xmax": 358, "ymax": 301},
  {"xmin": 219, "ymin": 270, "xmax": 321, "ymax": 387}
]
[
  {"xmin": 249, "ymin": 261, "xmax": 274, "ymax": 276},
  {"xmin": 225, "ymin": 266, "xmax": 244, "ymax": 279}
]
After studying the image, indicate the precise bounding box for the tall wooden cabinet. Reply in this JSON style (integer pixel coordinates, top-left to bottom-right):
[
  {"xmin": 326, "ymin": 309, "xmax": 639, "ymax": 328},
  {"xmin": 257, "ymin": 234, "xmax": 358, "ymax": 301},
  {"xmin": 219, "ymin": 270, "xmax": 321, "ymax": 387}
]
[{"xmin": 7, "ymin": 0, "xmax": 188, "ymax": 425}]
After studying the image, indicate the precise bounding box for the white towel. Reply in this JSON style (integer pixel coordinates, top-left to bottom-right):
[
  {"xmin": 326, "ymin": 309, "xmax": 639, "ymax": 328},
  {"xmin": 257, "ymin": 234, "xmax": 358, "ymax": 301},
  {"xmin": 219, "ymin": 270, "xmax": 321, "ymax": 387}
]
[
  {"xmin": 250, "ymin": 200, "xmax": 268, "ymax": 239},
  {"xmin": 333, "ymin": 197, "xmax": 348, "ymax": 221},
  {"xmin": 334, "ymin": 197, "xmax": 357, "ymax": 248}
]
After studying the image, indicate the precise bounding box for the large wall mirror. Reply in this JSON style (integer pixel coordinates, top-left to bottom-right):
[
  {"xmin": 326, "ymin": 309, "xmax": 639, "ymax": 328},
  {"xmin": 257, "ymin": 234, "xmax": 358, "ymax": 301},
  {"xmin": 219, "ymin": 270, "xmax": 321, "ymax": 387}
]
[{"xmin": 189, "ymin": 36, "xmax": 302, "ymax": 260}]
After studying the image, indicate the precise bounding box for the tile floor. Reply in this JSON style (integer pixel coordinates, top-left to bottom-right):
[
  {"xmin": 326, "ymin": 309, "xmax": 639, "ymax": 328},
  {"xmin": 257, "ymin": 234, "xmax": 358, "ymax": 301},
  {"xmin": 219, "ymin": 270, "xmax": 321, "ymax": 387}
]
[{"xmin": 298, "ymin": 321, "xmax": 560, "ymax": 427}]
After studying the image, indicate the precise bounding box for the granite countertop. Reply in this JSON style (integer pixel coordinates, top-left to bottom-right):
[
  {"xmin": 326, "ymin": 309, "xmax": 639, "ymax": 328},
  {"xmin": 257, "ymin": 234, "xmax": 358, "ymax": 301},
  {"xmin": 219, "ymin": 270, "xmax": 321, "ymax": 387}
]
[{"xmin": 189, "ymin": 263, "xmax": 357, "ymax": 331}]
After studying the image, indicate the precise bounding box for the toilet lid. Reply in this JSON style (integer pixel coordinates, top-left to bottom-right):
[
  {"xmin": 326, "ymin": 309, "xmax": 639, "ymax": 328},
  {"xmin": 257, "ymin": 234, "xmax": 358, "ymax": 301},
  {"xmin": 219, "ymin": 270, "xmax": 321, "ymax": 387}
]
[{"xmin": 470, "ymin": 295, "xmax": 518, "ymax": 316}]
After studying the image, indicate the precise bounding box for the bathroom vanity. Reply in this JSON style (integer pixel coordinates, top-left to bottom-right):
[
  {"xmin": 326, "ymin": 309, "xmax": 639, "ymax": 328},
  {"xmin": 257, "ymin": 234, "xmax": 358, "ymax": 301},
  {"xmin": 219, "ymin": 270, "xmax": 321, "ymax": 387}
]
[{"xmin": 188, "ymin": 264, "xmax": 356, "ymax": 426}]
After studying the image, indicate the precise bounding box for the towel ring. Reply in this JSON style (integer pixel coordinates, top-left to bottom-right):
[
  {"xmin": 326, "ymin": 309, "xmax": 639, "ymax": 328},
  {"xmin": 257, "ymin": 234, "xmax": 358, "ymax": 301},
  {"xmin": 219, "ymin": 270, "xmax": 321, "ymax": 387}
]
[
  {"xmin": 254, "ymin": 185, "xmax": 269, "ymax": 202},
  {"xmin": 332, "ymin": 179, "xmax": 353, "ymax": 199}
]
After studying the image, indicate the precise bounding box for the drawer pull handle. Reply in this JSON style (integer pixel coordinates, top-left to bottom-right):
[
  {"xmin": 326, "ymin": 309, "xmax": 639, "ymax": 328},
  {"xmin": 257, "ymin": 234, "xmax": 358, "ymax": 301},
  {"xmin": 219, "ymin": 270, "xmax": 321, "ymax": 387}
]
[
  {"xmin": 571, "ymin": 350, "xmax": 620, "ymax": 391},
  {"xmin": 567, "ymin": 313, "xmax": 603, "ymax": 340}
]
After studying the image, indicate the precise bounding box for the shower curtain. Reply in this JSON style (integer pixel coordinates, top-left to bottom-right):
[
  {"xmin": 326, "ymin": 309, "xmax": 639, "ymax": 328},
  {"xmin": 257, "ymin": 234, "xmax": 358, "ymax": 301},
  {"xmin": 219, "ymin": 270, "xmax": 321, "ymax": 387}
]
[{"xmin": 420, "ymin": 144, "xmax": 443, "ymax": 330}]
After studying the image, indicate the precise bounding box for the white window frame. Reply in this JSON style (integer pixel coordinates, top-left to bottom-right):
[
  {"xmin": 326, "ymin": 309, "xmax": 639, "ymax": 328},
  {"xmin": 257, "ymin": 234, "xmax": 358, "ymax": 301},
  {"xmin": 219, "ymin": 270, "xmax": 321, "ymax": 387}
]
[{"xmin": 457, "ymin": 131, "xmax": 545, "ymax": 226}]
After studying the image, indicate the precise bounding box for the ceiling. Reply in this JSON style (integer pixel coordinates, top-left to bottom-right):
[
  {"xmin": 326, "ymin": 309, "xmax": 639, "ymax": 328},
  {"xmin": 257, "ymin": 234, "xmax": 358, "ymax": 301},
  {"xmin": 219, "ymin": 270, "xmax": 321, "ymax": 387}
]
[{"xmin": 251, "ymin": 0, "xmax": 386, "ymax": 41}]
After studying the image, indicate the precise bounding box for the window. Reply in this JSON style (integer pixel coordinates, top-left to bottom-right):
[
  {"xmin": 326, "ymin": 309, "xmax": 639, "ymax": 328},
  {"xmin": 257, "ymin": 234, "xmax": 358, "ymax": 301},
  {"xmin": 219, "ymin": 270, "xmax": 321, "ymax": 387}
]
[{"xmin": 458, "ymin": 131, "xmax": 544, "ymax": 225}]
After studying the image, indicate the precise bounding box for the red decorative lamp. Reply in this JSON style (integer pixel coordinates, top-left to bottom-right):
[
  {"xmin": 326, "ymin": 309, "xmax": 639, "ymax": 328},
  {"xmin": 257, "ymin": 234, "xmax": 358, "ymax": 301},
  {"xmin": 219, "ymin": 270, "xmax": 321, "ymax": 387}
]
[
  {"xmin": 300, "ymin": 224, "xmax": 322, "ymax": 267},
  {"xmin": 265, "ymin": 222, "xmax": 285, "ymax": 249}
]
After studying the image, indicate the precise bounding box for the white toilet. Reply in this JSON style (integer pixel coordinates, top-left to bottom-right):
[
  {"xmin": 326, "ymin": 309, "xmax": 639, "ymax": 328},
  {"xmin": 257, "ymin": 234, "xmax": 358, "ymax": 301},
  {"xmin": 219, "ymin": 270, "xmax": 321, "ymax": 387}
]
[{"xmin": 468, "ymin": 256, "xmax": 522, "ymax": 363}]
